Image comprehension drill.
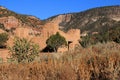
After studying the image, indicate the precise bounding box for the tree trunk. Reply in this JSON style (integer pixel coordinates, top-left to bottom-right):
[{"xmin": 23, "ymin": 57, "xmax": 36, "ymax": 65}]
[{"xmin": 54, "ymin": 47, "xmax": 58, "ymax": 52}]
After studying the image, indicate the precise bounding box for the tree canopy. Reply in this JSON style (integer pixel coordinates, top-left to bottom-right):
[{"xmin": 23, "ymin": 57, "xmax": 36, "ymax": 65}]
[{"xmin": 46, "ymin": 32, "xmax": 67, "ymax": 52}]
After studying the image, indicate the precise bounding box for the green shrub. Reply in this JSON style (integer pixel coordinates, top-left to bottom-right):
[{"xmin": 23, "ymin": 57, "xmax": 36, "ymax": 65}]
[
  {"xmin": 80, "ymin": 36, "xmax": 91, "ymax": 48},
  {"xmin": 109, "ymin": 27, "xmax": 120, "ymax": 43},
  {"xmin": 0, "ymin": 33, "xmax": 8, "ymax": 48},
  {"xmin": 9, "ymin": 37, "xmax": 40, "ymax": 63},
  {"xmin": 80, "ymin": 33, "xmax": 109, "ymax": 48},
  {"xmin": 0, "ymin": 23, "xmax": 5, "ymax": 30},
  {"xmin": 46, "ymin": 32, "xmax": 67, "ymax": 52}
]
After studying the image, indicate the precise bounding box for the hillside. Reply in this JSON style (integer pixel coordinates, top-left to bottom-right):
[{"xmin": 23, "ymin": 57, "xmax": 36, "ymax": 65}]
[
  {"xmin": 0, "ymin": 5, "xmax": 120, "ymax": 34},
  {"xmin": 0, "ymin": 6, "xmax": 44, "ymax": 30},
  {"xmin": 0, "ymin": 5, "xmax": 119, "ymax": 50},
  {"xmin": 46, "ymin": 6, "xmax": 120, "ymax": 34},
  {"xmin": 0, "ymin": 6, "xmax": 81, "ymax": 59}
]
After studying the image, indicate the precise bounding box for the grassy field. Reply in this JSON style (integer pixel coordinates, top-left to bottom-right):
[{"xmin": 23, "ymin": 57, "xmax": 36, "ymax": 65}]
[{"xmin": 0, "ymin": 42, "xmax": 120, "ymax": 80}]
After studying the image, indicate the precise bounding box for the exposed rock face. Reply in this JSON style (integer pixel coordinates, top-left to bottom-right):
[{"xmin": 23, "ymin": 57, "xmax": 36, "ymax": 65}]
[
  {"xmin": 47, "ymin": 14, "xmax": 73, "ymax": 29},
  {"xmin": 0, "ymin": 16, "xmax": 21, "ymax": 29},
  {"xmin": 48, "ymin": 14, "xmax": 72, "ymax": 23},
  {"xmin": 0, "ymin": 6, "xmax": 6, "ymax": 9},
  {"xmin": 47, "ymin": 6, "xmax": 120, "ymax": 34}
]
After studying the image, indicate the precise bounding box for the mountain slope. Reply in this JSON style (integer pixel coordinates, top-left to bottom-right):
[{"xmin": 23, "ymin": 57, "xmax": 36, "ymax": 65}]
[
  {"xmin": 0, "ymin": 5, "xmax": 120, "ymax": 34},
  {"xmin": 0, "ymin": 6, "xmax": 44, "ymax": 30},
  {"xmin": 46, "ymin": 6, "xmax": 120, "ymax": 34}
]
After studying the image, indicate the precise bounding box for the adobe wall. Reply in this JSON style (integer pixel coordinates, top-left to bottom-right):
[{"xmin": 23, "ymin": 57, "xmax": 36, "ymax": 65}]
[
  {"xmin": 58, "ymin": 29, "xmax": 80, "ymax": 52},
  {"xmin": 7, "ymin": 23, "xmax": 80, "ymax": 52}
]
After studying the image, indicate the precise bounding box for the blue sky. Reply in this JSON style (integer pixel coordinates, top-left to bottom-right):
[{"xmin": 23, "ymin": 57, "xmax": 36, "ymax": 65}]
[{"xmin": 0, "ymin": 0, "xmax": 120, "ymax": 20}]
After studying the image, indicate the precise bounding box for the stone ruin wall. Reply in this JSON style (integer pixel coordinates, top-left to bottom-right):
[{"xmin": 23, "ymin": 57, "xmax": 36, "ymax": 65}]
[{"xmin": 7, "ymin": 23, "xmax": 80, "ymax": 52}]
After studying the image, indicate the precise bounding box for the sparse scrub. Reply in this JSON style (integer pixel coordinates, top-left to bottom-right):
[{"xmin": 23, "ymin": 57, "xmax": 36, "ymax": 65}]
[
  {"xmin": 0, "ymin": 33, "xmax": 8, "ymax": 48},
  {"xmin": 0, "ymin": 42, "xmax": 119, "ymax": 80},
  {"xmin": 9, "ymin": 37, "xmax": 40, "ymax": 63}
]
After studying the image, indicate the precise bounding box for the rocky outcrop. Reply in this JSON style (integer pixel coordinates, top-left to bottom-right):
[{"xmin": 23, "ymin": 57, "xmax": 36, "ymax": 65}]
[
  {"xmin": 0, "ymin": 16, "xmax": 22, "ymax": 29},
  {"xmin": 47, "ymin": 14, "xmax": 73, "ymax": 30},
  {"xmin": 46, "ymin": 6, "xmax": 120, "ymax": 34},
  {"xmin": 0, "ymin": 6, "xmax": 6, "ymax": 9}
]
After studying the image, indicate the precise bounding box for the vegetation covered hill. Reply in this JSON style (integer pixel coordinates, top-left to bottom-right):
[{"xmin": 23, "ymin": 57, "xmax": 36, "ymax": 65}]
[
  {"xmin": 0, "ymin": 5, "xmax": 119, "ymax": 49},
  {"xmin": 47, "ymin": 6, "xmax": 120, "ymax": 34},
  {"xmin": 0, "ymin": 5, "xmax": 120, "ymax": 34},
  {"xmin": 46, "ymin": 6, "xmax": 120, "ymax": 47},
  {"xmin": 0, "ymin": 6, "xmax": 44, "ymax": 29}
]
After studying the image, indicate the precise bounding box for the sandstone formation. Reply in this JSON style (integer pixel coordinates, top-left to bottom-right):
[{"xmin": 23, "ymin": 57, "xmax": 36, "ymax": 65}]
[
  {"xmin": 0, "ymin": 16, "xmax": 22, "ymax": 29},
  {"xmin": 47, "ymin": 6, "xmax": 120, "ymax": 34}
]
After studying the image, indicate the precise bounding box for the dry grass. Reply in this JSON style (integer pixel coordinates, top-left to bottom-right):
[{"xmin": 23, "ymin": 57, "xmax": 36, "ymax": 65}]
[{"xmin": 0, "ymin": 42, "xmax": 120, "ymax": 80}]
